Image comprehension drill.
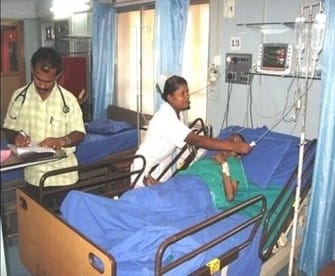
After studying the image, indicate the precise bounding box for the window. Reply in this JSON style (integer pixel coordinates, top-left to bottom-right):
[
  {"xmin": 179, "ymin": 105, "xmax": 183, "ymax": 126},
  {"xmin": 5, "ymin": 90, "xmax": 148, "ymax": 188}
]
[
  {"xmin": 182, "ymin": 3, "xmax": 209, "ymax": 122},
  {"xmin": 116, "ymin": 3, "xmax": 209, "ymax": 122},
  {"xmin": 116, "ymin": 8, "xmax": 155, "ymax": 114}
]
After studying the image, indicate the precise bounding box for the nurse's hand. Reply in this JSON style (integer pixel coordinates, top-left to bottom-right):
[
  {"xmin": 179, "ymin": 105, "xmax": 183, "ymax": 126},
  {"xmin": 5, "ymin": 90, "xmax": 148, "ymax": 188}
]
[{"xmin": 231, "ymin": 141, "xmax": 251, "ymax": 155}]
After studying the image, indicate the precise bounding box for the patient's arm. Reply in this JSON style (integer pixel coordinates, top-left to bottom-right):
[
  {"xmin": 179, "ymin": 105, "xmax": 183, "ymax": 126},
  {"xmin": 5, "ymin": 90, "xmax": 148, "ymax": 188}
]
[{"xmin": 223, "ymin": 174, "xmax": 237, "ymax": 201}]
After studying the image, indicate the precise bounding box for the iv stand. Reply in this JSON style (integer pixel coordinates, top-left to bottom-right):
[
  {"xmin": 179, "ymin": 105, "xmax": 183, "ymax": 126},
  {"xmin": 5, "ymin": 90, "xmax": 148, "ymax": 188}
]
[
  {"xmin": 288, "ymin": 2, "xmax": 321, "ymax": 275},
  {"xmin": 136, "ymin": 10, "xmax": 144, "ymax": 146}
]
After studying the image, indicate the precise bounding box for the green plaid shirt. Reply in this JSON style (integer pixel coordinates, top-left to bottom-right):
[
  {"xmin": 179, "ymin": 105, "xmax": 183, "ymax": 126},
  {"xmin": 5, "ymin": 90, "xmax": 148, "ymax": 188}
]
[{"xmin": 3, "ymin": 82, "xmax": 86, "ymax": 187}]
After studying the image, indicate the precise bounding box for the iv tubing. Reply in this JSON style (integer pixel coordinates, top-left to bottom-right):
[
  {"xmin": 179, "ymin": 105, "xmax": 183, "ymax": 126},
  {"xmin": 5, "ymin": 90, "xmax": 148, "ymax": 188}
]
[{"xmin": 288, "ymin": 3, "xmax": 314, "ymax": 275}]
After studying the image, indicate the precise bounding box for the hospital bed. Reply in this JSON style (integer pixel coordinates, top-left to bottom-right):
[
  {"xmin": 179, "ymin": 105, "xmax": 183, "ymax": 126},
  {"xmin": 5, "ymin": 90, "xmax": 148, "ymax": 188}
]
[
  {"xmin": 16, "ymin": 125, "xmax": 317, "ymax": 275},
  {"xmin": 0, "ymin": 105, "xmax": 150, "ymax": 242}
]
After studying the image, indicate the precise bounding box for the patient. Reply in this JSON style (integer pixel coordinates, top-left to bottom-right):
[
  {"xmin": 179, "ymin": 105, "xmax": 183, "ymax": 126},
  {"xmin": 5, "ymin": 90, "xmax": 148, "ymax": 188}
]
[
  {"xmin": 213, "ymin": 133, "xmax": 247, "ymax": 201},
  {"xmin": 144, "ymin": 133, "xmax": 248, "ymax": 208}
]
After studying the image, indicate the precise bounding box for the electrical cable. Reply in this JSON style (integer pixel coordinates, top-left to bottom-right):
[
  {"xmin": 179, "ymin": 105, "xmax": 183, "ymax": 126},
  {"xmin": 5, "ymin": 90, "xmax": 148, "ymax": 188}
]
[
  {"xmin": 221, "ymin": 81, "xmax": 233, "ymax": 129},
  {"xmin": 282, "ymin": 77, "xmax": 298, "ymax": 123},
  {"xmin": 242, "ymin": 84, "xmax": 254, "ymax": 128},
  {"xmin": 242, "ymin": 89, "xmax": 250, "ymax": 127},
  {"xmin": 189, "ymin": 85, "xmax": 209, "ymax": 95},
  {"xmin": 230, "ymin": 85, "xmax": 310, "ymax": 147},
  {"xmin": 248, "ymin": 84, "xmax": 254, "ymax": 127},
  {"xmin": 252, "ymin": 76, "xmax": 296, "ymax": 121}
]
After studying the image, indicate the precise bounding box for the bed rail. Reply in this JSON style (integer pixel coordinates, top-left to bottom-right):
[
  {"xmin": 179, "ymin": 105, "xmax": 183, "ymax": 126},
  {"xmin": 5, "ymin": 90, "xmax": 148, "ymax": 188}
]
[
  {"xmin": 259, "ymin": 139, "xmax": 317, "ymax": 261},
  {"xmin": 155, "ymin": 117, "xmax": 209, "ymax": 182},
  {"xmin": 155, "ymin": 195, "xmax": 266, "ymax": 276},
  {"xmin": 36, "ymin": 154, "xmax": 146, "ymax": 211}
]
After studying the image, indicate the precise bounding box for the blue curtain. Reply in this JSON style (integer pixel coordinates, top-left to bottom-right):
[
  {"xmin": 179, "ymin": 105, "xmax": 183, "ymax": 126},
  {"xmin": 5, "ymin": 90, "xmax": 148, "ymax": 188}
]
[
  {"xmin": 92, "ymin": 1, "xmax": 116, "ymax": 119},
  {"xmin": 299, "ymin": 0, "xmax": 335, "ymax": 274},
  {"xmin": 153, "ymin": 0, "xmax": 190, "ymax": 110}
]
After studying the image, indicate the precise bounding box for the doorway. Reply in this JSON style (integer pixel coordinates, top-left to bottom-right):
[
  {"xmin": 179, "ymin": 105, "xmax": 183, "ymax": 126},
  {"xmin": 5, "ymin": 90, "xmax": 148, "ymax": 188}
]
[{"xmin": 1, "ymin": 19, "xmax": 26, "ymax": 124}]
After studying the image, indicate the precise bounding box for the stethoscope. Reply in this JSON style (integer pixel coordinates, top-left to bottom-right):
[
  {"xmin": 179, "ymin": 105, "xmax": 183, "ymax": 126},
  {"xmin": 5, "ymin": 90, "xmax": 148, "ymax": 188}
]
[{"xmin": 8, "ymin": 81, "xmax": 70, "ymax": 120}]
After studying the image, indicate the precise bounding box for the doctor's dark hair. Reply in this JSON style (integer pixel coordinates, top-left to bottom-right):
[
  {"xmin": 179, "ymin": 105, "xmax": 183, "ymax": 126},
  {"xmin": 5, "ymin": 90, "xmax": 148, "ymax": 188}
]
[
  {"xmin": 161, "ymin": 75, "xmax": 188, "ymax": 101},
  {"xmin": 31, "ymin": 47, "xmax": 63, "ymax": 75}
]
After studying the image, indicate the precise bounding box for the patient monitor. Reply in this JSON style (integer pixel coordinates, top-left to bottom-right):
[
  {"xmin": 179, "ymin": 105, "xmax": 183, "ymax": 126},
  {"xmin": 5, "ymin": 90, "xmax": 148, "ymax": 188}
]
[{"xmin": 256, "ymin": 43, "xmax": 295, "ymax": 75}]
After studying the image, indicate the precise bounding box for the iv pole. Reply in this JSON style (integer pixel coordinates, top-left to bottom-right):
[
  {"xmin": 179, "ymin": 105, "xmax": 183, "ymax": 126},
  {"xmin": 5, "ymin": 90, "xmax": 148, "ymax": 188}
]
[
  {"xmin": 135, "ymin": 7, "xmax": 144, "ymax": 146},
  {"xmin": 288, "ymin": 2, "xmax": 324, "ymax": 275}
]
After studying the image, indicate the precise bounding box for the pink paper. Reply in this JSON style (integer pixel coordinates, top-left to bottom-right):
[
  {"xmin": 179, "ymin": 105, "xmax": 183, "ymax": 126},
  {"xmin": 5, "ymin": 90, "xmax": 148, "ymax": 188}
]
[{"xmin": 1, "ymin": 149, "xmax": 11, "ymax": 163}]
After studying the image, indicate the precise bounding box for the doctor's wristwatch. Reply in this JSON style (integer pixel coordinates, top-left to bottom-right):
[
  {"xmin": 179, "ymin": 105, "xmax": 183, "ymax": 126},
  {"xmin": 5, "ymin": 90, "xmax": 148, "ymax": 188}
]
[{"xmin": 64, "ymin": 135, "xmax": 72, "ymax": 146}]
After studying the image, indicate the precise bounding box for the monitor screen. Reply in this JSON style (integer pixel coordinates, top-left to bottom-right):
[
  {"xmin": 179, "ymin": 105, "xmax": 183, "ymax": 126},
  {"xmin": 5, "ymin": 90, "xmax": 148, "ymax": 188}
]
[
  {"xmin": 257, "ymin": 43, "xmax": 294, "ymax": 75},
  {"xmin": 262, "ymin": 45, "xmax": 288, "ymax": 69}
]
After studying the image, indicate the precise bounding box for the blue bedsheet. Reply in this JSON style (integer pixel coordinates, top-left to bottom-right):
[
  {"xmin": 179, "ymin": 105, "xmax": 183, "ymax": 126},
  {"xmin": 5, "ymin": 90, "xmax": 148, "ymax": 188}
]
[
  {"xmin": 217, "ymin": 126, "xmax": 303, "ymax": 188},
  {"xmin": 61, "ymin": 174, "xmax": 262, "ymax": 276},
  {"xmin": 76, "ymin": 128, "xmax": 138, "ymax": 164},
  {"xmin": 0, "ymin": 121, "xmax": 138, "ymax": 182}
]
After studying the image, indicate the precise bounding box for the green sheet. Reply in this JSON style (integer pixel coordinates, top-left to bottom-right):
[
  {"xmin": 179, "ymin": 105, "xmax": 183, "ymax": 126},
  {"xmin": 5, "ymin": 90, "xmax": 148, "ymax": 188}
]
[
  {"xmin": 178, "ymin": 158, "xmax": 228, "ymax": 209},
  {"xmin": 178, "ymin": 157, "xmax": 290, "ymax": 227},
  {"xmin": 178, "ymin": 152, "xmax": 300, "ymax": 257}
]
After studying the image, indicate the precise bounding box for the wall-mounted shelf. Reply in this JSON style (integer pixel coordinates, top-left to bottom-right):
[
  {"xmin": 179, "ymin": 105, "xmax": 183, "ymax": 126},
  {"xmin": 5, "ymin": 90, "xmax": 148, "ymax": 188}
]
[
  {"xmin": 237, "ymin": 22, "xmax": 295, "ymax": 34},
  {"xmin": 248, "ymin": 70, "xmax": 321, "ymax": 80}
]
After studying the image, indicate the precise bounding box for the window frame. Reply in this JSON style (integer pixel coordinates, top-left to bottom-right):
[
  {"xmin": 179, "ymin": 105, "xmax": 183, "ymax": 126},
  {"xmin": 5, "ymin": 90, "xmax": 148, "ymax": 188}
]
[{"xmin": 115, "ymin": 0, "xmax": 210, "ymax": 122}]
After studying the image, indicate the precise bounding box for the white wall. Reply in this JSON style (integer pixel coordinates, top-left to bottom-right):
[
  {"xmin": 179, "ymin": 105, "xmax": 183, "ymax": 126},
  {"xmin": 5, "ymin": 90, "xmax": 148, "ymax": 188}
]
[
  {"xmin": 1, "ymin": 0, "xmax": 322, "ymax": 139},
  {"xmin": 207, "ymin": 0, "xmax": 321, "ymax": 139},
  {"xmin": 23, "ymin": 19, "xmax": 41, "ymax": 81},
  {"xmin": 1, "ymin": 0, "xmax": 38, "ymax": 19},
  {"xmin": 1, "ymin": 0, "xmax": 54, "ymax": 19}
]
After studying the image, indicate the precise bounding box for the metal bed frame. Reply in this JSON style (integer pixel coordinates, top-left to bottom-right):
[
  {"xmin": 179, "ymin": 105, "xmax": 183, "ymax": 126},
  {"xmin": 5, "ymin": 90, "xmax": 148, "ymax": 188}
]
[{"xmin": 16, "ymin": 128, "xmax": 317, "ymax": 275}]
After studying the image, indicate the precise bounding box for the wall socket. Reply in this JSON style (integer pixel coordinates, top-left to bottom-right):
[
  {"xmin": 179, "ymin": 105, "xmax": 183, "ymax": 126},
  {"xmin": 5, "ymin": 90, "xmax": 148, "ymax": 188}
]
[
  {"xmin": 225, "ymin": 53, "xmax": 252, "ymax": 85},
  {"xmin": 224, "ymin": 0, "xmax": 235, "ymax": 19}
]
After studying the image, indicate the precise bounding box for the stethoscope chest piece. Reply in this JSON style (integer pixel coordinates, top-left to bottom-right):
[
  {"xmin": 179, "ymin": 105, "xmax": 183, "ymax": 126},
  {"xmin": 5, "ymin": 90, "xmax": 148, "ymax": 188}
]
[{"xmin": 63, "ymin": 105, "xmax": 70, "ymax": 113}]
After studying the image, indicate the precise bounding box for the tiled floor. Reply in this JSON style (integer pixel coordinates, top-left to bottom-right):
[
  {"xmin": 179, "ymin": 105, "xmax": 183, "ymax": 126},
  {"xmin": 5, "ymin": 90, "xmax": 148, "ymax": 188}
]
[{"xmin": 4, "ymin": 239, "xmax": 30, "ymax": 276}]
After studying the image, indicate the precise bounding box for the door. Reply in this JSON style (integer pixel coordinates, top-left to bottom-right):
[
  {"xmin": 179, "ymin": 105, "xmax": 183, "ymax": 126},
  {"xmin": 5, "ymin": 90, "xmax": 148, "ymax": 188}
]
[{"xmin": 1, "ymin": 19, "xmax": 26, "ymax": 124}]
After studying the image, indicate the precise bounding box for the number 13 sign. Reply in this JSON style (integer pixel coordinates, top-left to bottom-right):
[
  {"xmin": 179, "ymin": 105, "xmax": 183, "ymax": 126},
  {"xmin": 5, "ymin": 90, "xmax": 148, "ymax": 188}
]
[{"xmin": 230, "ymin": 36, "xmax": 241, "ymax": 50}]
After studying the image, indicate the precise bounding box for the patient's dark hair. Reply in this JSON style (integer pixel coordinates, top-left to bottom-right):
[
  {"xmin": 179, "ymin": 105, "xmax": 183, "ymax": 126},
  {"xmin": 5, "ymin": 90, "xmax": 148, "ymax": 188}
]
[
  {"xmin": 162, "ymin": 75, "xmax": 188, "ymax": 101},
  {"xmin": 232, "ymin": 133, "xmax": 246, "ymax": 142}
]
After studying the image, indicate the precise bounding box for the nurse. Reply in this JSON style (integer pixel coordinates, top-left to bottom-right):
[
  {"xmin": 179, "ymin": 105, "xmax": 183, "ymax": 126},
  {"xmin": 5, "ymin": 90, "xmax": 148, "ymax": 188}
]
[{"xmin": 132, "ymin": 75, "xmax": 251, "ymax": 188}]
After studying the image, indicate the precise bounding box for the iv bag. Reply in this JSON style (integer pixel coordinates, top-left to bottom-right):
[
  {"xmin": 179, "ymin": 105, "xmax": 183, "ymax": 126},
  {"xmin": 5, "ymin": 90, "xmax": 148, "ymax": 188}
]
[
  {"xmin": 311, "ymin": 13, "xmax": 326, "ymax": 57},
  {"xmin": 295, "ymin": 16, "xmax": 306, "ymax": 51}
]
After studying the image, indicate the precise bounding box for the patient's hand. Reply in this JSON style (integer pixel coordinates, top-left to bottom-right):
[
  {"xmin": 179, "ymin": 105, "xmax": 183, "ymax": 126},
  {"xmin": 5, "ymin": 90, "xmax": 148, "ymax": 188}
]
[
  {"xmin": 223, "ymin": 174, "xmax": 237, "ymax": 201},
  {"xmin": 143, "ymin": 175, "xmax": 160, "ymax": 186},
  {"xmin": 212, "ymin": 152, "xmax": 226, "ymax": 164}
]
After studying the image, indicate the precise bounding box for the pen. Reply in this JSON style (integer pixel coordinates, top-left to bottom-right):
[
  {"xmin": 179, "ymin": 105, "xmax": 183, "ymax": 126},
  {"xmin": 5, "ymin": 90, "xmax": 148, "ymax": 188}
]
[
  {"xmin": 19, "ymin": 130, "xmax": 31, "ymax": 146},
  {"xmin": 19, "ymin": 130, "xmax": 28, "ymax": 138}
]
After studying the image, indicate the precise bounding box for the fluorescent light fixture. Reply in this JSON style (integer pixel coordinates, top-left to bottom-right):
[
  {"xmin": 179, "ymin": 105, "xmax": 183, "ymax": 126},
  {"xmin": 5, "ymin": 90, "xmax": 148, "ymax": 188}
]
[{"xmin": 50, "ymin": 0, "xmax": 91, "ymax": 19}]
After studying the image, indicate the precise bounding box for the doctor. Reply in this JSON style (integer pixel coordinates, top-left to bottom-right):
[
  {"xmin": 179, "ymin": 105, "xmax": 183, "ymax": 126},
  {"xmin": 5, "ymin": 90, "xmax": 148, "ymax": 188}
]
[
  {"xmin": 2, "ymin": 47, "xmax": 86, "ymax": 201},
  {"xmin": 132, "ymin": 75, "xmax": 251, "ymax": 188}
]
